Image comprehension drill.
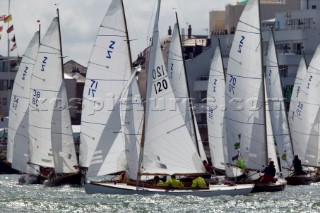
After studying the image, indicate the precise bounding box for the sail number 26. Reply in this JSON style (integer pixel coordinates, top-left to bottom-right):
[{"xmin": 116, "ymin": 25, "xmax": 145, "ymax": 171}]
[{"xmin": 152, "ymin": 65, "xmax": 168, "ymax": 94}]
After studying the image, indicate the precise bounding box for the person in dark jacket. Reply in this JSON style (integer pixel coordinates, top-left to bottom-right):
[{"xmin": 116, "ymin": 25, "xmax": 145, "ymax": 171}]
[
  {"xmin": 259, "ymin": 161, "xmax": 276, "ymax": 183},
  {"xmin": 292, "ymin": 155, "xmax": 307, "ymax": 175}
]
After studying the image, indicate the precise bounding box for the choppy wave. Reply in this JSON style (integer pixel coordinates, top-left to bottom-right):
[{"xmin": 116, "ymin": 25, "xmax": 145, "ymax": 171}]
[{"xmin": 1, "ymin": 175, "xmax": 320, "ymax": 212}]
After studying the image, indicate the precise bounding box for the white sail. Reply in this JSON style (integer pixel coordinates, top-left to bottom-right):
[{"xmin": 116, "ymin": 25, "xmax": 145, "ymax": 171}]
[
  {"xmin": 29, "ymin": 18, "xmax": 61, "ymax": 168},
  {"xmin": 265, "ymin": 33, "xmax": 293, "ymax": 176},
  {"xmin": 141, "ymin": 0, "xmax": 205, "ymax": 175},
  {"xmin": 29, "ymin": 17, "xmax": 77, "ymax": 173},
  {"xmin": 294, "ymin": 45, "xmax": 320, "ymax": 166},
  {"xmin": 225, "ymin": 0, "xmax": 266, "ymax": 171},
  {"xmin": 51, "ymin": 81, "xmax": 78, "ymax": 173},
  {"xmin": 167, "ymin": 23, "xmax": 207, "ymax": 161},
  {"xmin": 7, "ymin": 32, "xmax": 39, "ymax": 174},
  {"xmin": 121, "ymin": 71, "xmax": 144, "ymax": 180},
  {"xmin": 206, "ymin": 46, "xmax": 226, "ymax": 171},
  {"xmin": 265, "ymin": 86, "xmax": 280, "ymax": 174},
  {"xmin": 79, "ymin": 0, "xmax": 131, "ymax": 169},
  {"xmin": 288, "ymin": 58, "xmax": 307, "ymax": 130}
]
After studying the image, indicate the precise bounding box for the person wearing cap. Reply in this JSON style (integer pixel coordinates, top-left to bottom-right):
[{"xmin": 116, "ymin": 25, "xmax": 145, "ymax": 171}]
[{"xmin": 259, "ymin": 161, "xmax": 276, "ymax": 183}]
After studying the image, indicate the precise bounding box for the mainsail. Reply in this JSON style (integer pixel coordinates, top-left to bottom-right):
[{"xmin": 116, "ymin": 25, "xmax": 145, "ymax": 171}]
[
  {"xmin": 167, "ymin": 23, "xmax": 207, "ymax": 161},
  {"xmin": 225, "ymin": 0, "xmax": 266, "ymax": 171},
  {"xmin": 265, "ymin": 33, "xmax": 293, "ymax": 176},
  {"xmin": 80, "ymin": 0, "xmax": 131, "ymax": 175},
  {"xmin": 206, "ymin": 46, "xmax": 226, "ymax": 171},
  {"xmin": 7, "ymin": 32, "xmax": 40, "ymax": 174},
  {"xmin": 140, "ymin": 0, "xmax": 205, "ymax": 175},
  {"xmin": 293, "ymin": 45, "xmax": 320, "ymax": 167}
]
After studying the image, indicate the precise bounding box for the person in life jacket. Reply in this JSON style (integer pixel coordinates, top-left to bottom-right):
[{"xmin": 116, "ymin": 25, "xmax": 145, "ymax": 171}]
[
  {"xmin": 259, "ymin": 161, "xmax": 276, "ymax": 183},
  {"xmin": 165, "ymin": 175, "xmax": 184, "ymax": 188},
  {"xmin": 191, "ymin": 176, "xmax": 207, "ymax": 188}
]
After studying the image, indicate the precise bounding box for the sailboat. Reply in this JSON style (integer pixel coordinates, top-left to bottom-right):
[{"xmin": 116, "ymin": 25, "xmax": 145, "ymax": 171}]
[
  {"xmin": 84, "ymin": 0, "xmax": 254, "ymax": 197},
  {"xmin": 28, "ymin": 10, "xmax": 80, "ymax": 186},
  {"xmin": 290, "ymin": 44, "xmax": 320, "ymax": 184},
  {"xmin": 7, "ymin": 32, "xmax": 44, "ymax": 184},
  {"xmin": 167, "ymin": 15, "xmax": 207, "ymax": 166},
  {"xmin": 265, "ymin": 32, "xmax": 311, "ymax": 185},
  {"xmin": 224, "ymin": 0, "xmax": 286, "ymax": 192}
]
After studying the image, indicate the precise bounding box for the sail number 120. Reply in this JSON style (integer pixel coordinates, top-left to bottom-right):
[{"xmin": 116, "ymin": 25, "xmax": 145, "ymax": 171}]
[{"xmin": 152, "ymin": 65, "xmax": 168, "ymax": 94}]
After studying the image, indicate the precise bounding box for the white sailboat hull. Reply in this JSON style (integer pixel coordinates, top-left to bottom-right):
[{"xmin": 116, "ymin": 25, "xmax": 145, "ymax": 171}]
[{"xmin": 84, "ymin": 182, "xmax": 254, "ymax": 197}]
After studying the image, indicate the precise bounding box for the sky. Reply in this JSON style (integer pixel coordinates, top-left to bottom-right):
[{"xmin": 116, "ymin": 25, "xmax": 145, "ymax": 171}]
[{"xmin": 0, "ymin": 0, "xmax": 238, "ymax": 67}]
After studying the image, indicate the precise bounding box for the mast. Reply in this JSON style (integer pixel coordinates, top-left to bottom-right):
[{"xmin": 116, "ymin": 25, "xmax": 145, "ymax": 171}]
[
  {"xmin": 258, "ymin": 0, "xmax": 268, "ymax": 166},
  {"xmin": 174, "ymin": 12, "xmax": 200, "ymax": 155},
  {"xmin": 56, "ymin": 8, "xmax": 64, "ymax": 80},
  {"xmin": 136, "ymin": 0, "xmax": 160, "ymax": 184},
  {"xmin": 120, "ymin": 0, "xmax": 133, "ymax": 71},
  {"xmin": 217, "ymin": 38, "xmax": 226, "ymax": 81}
]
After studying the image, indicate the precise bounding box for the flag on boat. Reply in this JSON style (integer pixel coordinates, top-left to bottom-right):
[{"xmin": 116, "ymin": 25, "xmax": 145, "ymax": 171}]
[
  {"xmin": 4, "ymin": 14, "xmax": 12, "ymax": 23},
  {"xmin": 7, "ymin": 25, "xmax": 13, "ymax": 33},
  {"xmin": 0, "ymin": 15, "xmax": 5, "ymax": 21},
  {"xmin": 10, "ymin": 42, "xmax": 17, "ymax": 51},
  {"xmin": 11, "ymin": 35, "xmax": 15, "ymax": 42},
  {"xmin": 0, "ymin": 25, "xmax": 3, "ymax": 32}
]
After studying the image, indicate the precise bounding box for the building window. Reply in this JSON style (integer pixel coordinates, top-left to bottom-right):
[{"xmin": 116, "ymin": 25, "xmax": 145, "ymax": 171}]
[
  {"xmin": 312, "ymin": 5, "xmax": 316, "ymax": 9},
  {"xmin": 279, "ymin": 66, "xmax": 288, "ymax": 77}
]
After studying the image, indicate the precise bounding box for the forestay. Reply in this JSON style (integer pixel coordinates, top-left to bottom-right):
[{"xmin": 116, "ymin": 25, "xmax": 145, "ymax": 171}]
[
  {"xmin": 80, "ymin": 0, "xmax": 131, "ymax": 169},
  {"xmin": 141, "ymin": 0, "xmax": 205, "ymax": 175},
  {"xmin": 265, "ymin": 33, "xmax": 293, "ymax": 176},
  {"xmin": 7, "ymin": 32, "xmax": 39, "ymax": 174},
  {"xmin": 167, "ymin": 23, "xmax": 207, "ymax": 161},
  {"xmin": 224, "ymin": 0, "xmax": 266, "ymax": 171}
]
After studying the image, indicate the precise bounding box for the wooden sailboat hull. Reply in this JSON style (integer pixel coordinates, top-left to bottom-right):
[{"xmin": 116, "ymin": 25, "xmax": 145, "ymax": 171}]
[
  {"xmin": 43, "ymin": 173, "xmax": 83, "ymax": 187},
  {"xmin": 311, "ymin": 175, "xmax": 320, "ymax": 183},
  {"xmin": 18, "ymin": 174, "xmax": 46, "ymax": 185},
  {"xmin": 84, "ymin": 181, "xmax": 254, "ymax": 197},
  {"xmin": 251, "ymin": 178, "xmax": 287, "ymax": 193},
  {"xmin": 0, "ymin": 161, "xmax": 19, "ymax": 174},
  {"xmin": 285, "ymin": 176, "xmax": 312, "ymax": 185}
]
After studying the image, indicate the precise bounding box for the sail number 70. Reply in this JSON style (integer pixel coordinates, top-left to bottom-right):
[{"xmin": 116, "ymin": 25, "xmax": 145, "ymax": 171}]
[{"xmin": 229, "ymin": 75, "xmax": 237, "ymax": 95}]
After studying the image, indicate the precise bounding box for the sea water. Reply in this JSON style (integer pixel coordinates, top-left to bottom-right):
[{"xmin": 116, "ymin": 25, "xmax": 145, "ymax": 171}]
[{"xmin": 1, "ymin": 175, "xmax": 320, "ymax": 212}]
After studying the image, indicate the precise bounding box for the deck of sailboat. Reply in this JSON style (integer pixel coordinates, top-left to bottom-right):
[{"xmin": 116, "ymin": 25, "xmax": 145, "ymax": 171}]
[{"xmin": 84, "ymin": 181, "xmax": 254, "ymax": 197}]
